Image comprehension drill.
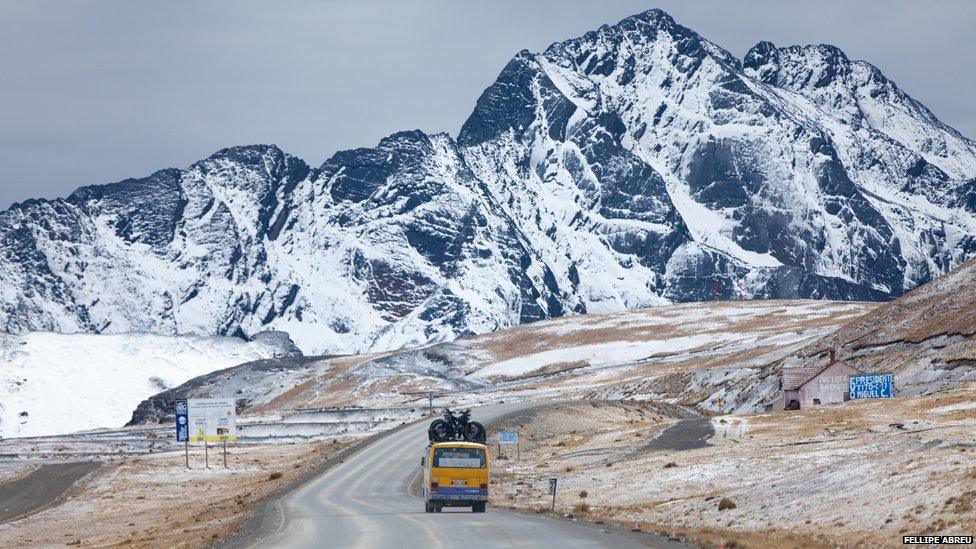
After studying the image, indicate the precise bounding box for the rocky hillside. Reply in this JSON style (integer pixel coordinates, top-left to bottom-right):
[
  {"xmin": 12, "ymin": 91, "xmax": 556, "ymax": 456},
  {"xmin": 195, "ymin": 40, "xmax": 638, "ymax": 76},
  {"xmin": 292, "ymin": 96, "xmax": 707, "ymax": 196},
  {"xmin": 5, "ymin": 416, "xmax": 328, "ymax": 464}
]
[
  {"xmin": 776, "ymin": 256, "xmax": 976, "ymax": 397},
  {"xmin": 2, "ymin": 9, "xmax": 975, "ymax": 354}
]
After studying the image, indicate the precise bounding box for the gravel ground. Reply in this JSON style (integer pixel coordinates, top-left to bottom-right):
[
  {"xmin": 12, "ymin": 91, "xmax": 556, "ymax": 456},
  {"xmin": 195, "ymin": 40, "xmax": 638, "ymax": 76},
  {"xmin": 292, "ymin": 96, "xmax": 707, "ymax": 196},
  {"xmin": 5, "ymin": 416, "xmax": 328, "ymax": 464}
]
[
  {"xmin": 486, "ymin": 392, "xmax": 976, "ymax": 548},
  {"xmin": 0, "ymin": 441, "xmax": 352, "ymax": 548}
]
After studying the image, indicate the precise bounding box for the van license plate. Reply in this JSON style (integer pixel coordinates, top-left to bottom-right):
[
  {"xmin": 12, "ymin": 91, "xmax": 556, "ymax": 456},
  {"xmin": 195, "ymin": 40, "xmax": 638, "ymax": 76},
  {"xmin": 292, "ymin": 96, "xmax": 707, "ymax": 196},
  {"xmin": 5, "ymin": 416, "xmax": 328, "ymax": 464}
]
[{"xmin": 452, "ymin": 480, "xmax": 466, "ymax": 487}]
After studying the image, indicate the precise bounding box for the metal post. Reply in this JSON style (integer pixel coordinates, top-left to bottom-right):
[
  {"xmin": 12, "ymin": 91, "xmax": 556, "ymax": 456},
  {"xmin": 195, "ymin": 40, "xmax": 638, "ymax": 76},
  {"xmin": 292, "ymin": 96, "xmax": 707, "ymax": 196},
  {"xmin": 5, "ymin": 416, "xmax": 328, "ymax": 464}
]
[
  {"xmin": 427, "ymin": 391, "xmax": 433, "ymax": 414},
  {"xmin": 222, "ymin": 438, "xmax": 227, "ymax": 468},
  {"xmin": 204, "ymin": 440, "xmax": 209, "ymax": 468},
  {"xmin": 551, "ymin": 488, "xmax": 556, "ymax": 512},
  {"xmin": 517, "ymin": 439, "xmax": 520, "ymax": 461},
  {"xmin": 184, "ymin": 440, "xmax": 189, "ymax": 469}
]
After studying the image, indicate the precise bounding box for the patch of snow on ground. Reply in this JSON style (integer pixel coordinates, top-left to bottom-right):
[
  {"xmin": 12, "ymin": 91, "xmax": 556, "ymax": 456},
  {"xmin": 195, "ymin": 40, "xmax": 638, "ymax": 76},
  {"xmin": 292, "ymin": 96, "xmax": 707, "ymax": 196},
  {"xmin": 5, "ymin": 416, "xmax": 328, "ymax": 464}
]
[
  {"xmin": 929, "ymin": 401, "xmax": 976, "ymax": 414},
  {"xmin": 0, "ymin": 332, "xmax": 288, "ymax": 438},
  {"xmin": 470, "ymin": 335, "xmax": 715, "ymax": 380},
  {"xmin": 711, "ymin": 416, "xmax": 749, "ymax": 439}
]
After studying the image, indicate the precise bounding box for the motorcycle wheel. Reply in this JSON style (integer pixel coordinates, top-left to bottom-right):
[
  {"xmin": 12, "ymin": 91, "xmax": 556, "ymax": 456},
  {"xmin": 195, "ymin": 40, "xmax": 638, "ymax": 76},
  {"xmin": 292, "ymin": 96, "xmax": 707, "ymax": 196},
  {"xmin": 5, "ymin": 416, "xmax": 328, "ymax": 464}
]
[
  {"xmin": 463, "ymin": 421, "xmax": 486, "ymax": 443},
  {"xmin": 429, "ymin": 419, "xmax": 454, "ymax": 442}
]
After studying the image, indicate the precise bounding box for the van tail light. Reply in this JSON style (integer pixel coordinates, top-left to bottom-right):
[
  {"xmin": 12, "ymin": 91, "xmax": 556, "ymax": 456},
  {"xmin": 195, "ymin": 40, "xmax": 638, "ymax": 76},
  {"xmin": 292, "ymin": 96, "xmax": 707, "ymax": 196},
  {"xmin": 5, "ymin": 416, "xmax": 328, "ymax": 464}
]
[
  {"xmin": 430, "ymin": 482, "xmax": 438, "ymax": 491},
  {"xmin": 480, "ymin": 483, "xmax": 488, "ymax": 494}
]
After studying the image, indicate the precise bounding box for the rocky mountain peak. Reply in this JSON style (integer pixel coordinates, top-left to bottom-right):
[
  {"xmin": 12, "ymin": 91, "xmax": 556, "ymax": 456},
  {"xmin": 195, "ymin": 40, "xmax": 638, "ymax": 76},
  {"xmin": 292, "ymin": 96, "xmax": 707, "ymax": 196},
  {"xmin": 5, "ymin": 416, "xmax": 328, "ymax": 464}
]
[
  {"xmin": 2, "ymin": 9, "xmax": 975, "ymax": 354},
  {"xmin": 742, "ymin": 41, "xmax": 779, "ymax": 84}
]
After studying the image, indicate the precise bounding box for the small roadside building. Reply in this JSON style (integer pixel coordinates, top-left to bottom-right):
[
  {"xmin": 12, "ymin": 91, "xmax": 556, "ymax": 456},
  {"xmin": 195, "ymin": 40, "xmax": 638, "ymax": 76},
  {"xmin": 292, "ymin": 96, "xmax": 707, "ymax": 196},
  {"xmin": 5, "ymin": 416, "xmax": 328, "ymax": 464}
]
[{"xmin": 782, "ymin": 349, "xmax": 863, "ymax": 409}]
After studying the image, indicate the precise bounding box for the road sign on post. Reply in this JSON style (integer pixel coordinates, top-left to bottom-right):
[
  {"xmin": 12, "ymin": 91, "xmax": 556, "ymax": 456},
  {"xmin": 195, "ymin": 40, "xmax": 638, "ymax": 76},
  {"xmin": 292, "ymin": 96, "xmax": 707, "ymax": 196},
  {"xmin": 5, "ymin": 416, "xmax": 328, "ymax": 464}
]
[
  {"xmin": 849, "ymin": 373, "xmax": 894, "ymax": 399},
  {"xmin": 179, "ymin": 398, "xmax": 238, "ymax": 469},
  {"xmin": 498, "ymin": 431, "xmax": 519, "ymax": 460},
  {"xmin": 498, "ymin": 431, "xmax": 518, "ymax": 444},
  {"xmin": 497, "ymin": 431, "xmax": 518, "ymax": 444},
  {"xmin": 187, "ymin": 398, "xmax": 238, "ymax": 442},
  {"xmin": 174, "ymin": 399, "xmax": 189, "ymax": 468},
  {"xmin": 175, "ymin": 399, "xmax": 189, "ymax": 442},
  {"xmin": 548, "ymin": 477, "xmax": 558, "ymax": 511}
]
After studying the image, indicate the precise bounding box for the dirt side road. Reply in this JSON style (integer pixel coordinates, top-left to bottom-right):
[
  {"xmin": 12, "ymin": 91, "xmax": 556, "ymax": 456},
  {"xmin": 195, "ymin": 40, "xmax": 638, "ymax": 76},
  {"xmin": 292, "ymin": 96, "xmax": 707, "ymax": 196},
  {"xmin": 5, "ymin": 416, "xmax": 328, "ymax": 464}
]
[
  {"xmin": 0, "ymin": 461, "xmax": 101, "ymax": 523},
  {"xmin": 642, "ymin": 417, "xmax": 713, "ymax": 452}
]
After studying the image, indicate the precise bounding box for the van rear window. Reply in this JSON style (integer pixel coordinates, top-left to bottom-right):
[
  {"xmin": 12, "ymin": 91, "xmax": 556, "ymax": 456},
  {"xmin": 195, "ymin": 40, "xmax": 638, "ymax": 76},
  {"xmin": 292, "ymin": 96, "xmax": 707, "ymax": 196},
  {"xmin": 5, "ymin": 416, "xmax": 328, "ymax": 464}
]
[{"xmin": 433, "ymin": 447, "xmax": 485, "ymax": 468}]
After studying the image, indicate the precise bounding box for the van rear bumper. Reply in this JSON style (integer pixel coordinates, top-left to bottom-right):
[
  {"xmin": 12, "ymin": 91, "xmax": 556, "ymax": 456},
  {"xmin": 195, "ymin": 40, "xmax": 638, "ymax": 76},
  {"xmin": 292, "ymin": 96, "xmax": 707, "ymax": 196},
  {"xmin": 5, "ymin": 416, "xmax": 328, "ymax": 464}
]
[{"xmin": 430, "ymin": 493, "xmax": 488, "ymax": 502}]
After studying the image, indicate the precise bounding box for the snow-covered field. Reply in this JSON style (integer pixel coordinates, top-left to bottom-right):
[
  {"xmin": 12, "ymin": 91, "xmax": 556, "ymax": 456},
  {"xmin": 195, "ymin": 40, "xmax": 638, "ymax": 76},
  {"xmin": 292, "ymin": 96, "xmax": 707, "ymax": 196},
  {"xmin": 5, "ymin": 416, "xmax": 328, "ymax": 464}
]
[{"xmin": 0, "ymin": 332, "xmax": 292, "ymax": 438}]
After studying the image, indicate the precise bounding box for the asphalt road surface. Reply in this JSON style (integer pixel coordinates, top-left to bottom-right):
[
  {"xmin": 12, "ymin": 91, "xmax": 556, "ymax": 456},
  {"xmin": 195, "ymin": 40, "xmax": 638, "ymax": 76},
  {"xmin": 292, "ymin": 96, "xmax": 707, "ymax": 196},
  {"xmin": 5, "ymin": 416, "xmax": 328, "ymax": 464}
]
[
  {"xmin": 248, "ymin": 402, "xmax": 686, "ymax": 548},
  {"xmin": 643, "ymin": 417, "xmax": 714, "ymax": 452},
  {"xmin": 0, "ymin": 461, "xmax": 101, "ymax": 523}
]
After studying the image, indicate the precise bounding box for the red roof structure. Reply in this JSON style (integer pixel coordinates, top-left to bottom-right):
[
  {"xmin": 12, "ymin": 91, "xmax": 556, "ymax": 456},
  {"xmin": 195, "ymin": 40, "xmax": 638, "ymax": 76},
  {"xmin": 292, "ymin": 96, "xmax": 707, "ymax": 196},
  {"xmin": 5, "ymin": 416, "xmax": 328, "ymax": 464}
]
[{"xmin": 782, "ymin": 349, "xmax": 861, "ymax": 391}]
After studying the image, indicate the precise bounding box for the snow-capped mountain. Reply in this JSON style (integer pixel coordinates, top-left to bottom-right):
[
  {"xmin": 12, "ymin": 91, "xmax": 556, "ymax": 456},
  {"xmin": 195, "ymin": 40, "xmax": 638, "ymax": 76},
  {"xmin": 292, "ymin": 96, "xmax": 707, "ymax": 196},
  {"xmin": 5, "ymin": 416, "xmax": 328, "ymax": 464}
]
[{"xmin": 2, "ymin": 9, "xmax": 975, "ymax": 354}]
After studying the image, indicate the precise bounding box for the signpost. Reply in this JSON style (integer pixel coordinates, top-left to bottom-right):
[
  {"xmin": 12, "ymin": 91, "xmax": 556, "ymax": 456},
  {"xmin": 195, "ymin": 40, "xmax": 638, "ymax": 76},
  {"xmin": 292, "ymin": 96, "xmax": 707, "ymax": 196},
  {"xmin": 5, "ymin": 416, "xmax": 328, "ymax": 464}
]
[
  {"xmin": 401, "ymin": 390, "xmax": 440, "ymax": 414},
  {"xmin": 175, "ymin": 398, "xmax": 238, "ymax": 469},
  {"xmin": 849, "ymin": 373, "xmax": 894, "ymax": 399},
  {"xmin": 548, "ymin": 478, "xmax": 558, "ymax": 511},
  {"xmin": 175, "ymin": 399, "xmax": 189, "ymax": 468},
  {"xmin": 497, "ymin": 431, "xmax": 519, "ymax": 460}
]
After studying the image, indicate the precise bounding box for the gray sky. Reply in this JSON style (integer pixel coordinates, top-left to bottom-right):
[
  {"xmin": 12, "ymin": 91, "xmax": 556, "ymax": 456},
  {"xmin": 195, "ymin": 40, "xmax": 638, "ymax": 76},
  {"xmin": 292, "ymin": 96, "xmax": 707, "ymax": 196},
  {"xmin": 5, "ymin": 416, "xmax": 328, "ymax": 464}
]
[{"xmin": 1, "ymin": 0, "xmax": 974, "ymax": 209}]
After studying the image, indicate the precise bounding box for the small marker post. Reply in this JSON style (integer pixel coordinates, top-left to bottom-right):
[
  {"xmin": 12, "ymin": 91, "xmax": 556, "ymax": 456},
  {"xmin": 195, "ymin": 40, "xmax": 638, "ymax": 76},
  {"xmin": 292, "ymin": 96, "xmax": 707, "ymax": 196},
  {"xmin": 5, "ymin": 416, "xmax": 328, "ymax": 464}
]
[
  {"xmin": 204, "ymin": 440, "xmax": 209, "ymax": 468},
  {"xmin": 222, "ymin": 438, "xmax": 228, "ymax": 468},
  {"xmin": 548, "ymin": 477, "xmax": 557, "ymax": 512}
]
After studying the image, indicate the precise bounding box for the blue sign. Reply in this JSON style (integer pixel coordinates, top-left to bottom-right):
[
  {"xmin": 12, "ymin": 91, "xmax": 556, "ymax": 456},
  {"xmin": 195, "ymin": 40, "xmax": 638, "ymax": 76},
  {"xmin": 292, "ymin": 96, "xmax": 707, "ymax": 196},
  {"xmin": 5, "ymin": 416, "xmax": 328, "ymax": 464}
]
[
  {"xmin": 849, "ymin": 373, "xmax": 894, "ymax": 399},
  {"xmin": 497, "ymin": 431, "xmax": 518, "ymax": 444},
  {"xmin": 175, "ymin": 398, "xmax": 189, "ymax": 442}
]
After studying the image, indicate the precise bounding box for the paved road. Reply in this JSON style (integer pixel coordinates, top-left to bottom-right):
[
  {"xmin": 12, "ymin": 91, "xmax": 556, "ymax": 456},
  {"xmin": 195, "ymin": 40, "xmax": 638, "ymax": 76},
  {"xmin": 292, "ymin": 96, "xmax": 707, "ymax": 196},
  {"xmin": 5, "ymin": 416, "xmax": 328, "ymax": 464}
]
[
  {"xmin": 0, "ymin": 461, "xmax": 101, "ymax": 523},
  {"xmin": 643, "ymin": 417, "xmax": 714, "ymax": 452},
  {"xmin": 249, "ymin": 403, "xmax": 684, "ymax": 548}
]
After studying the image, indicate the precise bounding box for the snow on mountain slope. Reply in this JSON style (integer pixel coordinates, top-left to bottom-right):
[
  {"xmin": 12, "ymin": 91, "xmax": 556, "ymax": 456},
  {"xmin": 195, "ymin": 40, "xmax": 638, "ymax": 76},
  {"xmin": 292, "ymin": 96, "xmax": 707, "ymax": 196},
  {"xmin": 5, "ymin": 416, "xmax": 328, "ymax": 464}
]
[
  {"xmin": 1, "ymin": 9, "xmax": 975, "ymax": 354},
  {"xmin": 0, "ymin": 332, "xmax": 294, "ymax": 438},
  {"xmin": 459, "ymin": 9, "xmax": 976, "ymax": 306},
  {"xmin": 0, "ymin": 135, "xmax": 562, "ymax": 354}
]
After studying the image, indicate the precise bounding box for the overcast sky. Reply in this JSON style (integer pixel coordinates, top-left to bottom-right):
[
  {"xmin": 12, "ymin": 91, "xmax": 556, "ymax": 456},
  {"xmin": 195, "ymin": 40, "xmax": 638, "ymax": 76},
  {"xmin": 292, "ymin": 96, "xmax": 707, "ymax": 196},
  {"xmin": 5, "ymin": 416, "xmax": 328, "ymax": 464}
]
[{"xmin": 1, "ymin": 0, "xmax": 974, "ymax": 209}]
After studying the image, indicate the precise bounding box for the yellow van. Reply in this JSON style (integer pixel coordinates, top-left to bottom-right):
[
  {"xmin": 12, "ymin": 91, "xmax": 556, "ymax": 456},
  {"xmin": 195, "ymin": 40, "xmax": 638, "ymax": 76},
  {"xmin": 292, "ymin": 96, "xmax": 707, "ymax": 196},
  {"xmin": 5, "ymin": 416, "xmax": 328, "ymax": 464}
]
[{"xmin": 421, "ymin": 441, "xmax": 490, "ymax": 513}]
